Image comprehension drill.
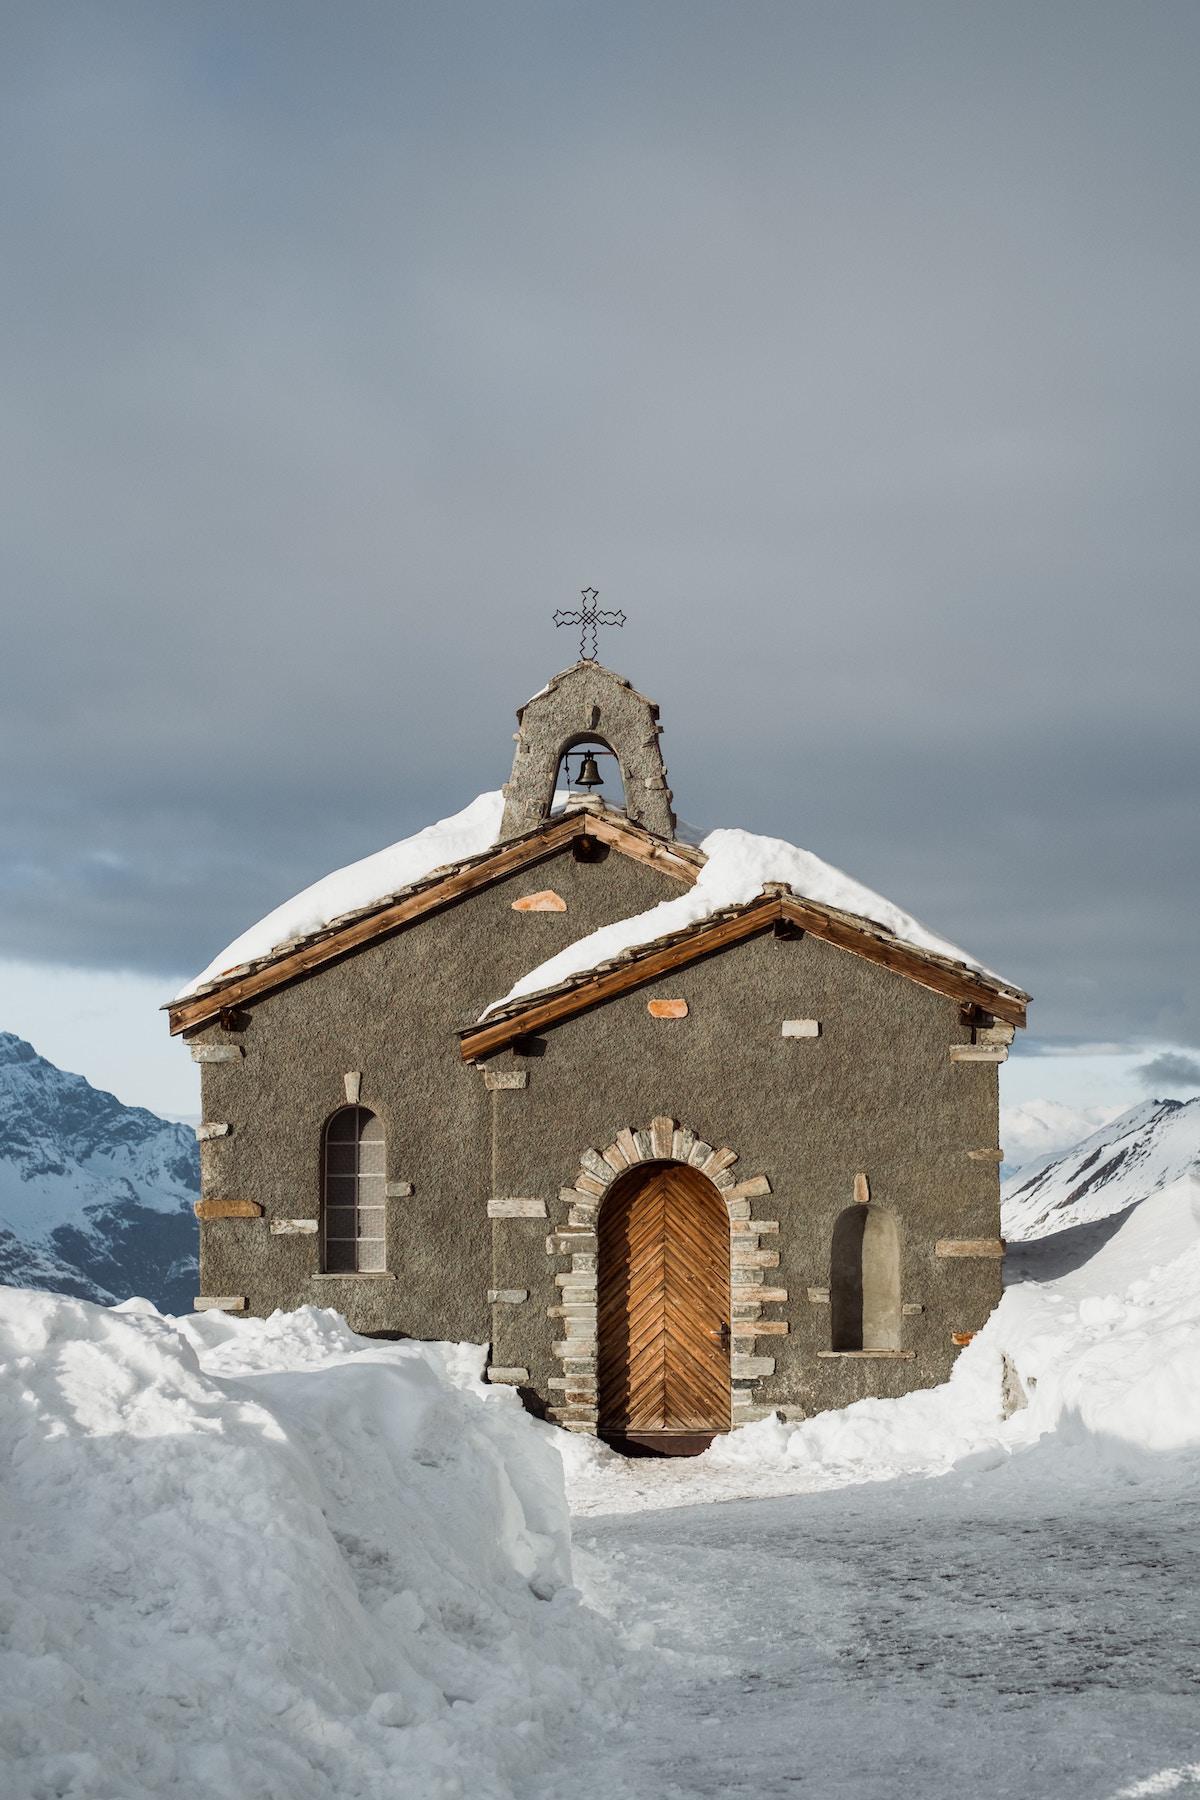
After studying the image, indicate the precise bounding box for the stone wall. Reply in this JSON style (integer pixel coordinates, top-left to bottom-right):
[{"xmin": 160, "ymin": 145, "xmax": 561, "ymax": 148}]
[
  {"xmin": 190, "ymin": 841, "xmax": 1004, "ymax": 1428},
  {"xmin": 191, "ymin": 840, "xmax": 678, "ymax": 1337},
  {"xmin": 484, "ymin": 929, "xmax": 1003, "ymax": 1423}
]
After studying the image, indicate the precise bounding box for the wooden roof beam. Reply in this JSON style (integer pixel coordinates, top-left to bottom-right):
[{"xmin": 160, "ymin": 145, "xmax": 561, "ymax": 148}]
[
  {"xmin": 775, "ymin": 897, "xmax": 1028, "ymax": 1029},
  {"xmin": 459, "ymin": 894, "xmax": 1028, "ymax": 1061},
  {"xmin": 167, "ymin": 812, "xmax": 697, "ymax": 1035},
  {"xmin": 460, "ymin": 902, "xmax": 778, "ymax": 1060}
]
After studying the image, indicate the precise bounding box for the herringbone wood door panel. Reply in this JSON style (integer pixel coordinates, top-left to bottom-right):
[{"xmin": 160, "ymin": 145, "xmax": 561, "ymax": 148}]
[{"xmin": 598, "ymin": 1163, "xmax": 731, "ymax": 1435}]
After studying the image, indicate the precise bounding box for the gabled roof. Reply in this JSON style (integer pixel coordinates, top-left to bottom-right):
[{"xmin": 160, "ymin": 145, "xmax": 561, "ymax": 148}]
[
  {"xmin": 166, "ymin": 804, "xmax": 700, "ymax": 1035},
  {"xmin": 458, "ymin": 887, "xmax": 1030, "ymax": 1061}
]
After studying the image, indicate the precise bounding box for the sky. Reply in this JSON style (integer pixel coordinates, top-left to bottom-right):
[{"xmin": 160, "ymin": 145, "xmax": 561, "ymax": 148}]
[{"xmin": 1, "ymin": 2, "xmax": 1198, "ymax": 1119}]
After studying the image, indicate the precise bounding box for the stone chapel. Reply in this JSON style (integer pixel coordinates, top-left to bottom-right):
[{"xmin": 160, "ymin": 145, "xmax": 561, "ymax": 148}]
[{"xmin": 169, "ymin": 656, "xmax": 1030, "ymax": 1452}]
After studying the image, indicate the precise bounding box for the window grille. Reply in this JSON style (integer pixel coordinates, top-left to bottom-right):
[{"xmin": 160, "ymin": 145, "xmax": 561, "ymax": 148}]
[{"xmin": 322, "ymin": 1107, "xmax": 386, "ymax": 1272}]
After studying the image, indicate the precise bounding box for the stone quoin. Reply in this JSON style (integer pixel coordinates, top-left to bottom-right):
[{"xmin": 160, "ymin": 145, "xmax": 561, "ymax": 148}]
[{"xmin": 168, "ymin": 655, "xmax": 1029, "ymax": 1453}]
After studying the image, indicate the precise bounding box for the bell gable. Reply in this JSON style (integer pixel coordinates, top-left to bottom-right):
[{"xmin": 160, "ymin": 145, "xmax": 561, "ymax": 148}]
[{"xmin": 499, "ymin": 662, "xmax": 675, "ymax": 842}]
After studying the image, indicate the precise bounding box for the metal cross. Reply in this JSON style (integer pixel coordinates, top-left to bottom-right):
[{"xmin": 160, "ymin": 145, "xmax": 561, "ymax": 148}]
[{"xmin": 552, "ymin": 588, "xmax": 626, "ymax": 661}]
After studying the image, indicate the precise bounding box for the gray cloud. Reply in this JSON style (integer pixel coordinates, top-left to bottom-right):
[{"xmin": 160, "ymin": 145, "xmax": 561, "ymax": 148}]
[
  {"xmin": 1, "ymin": 3, "xmax": 1198, "ymax": 1046},
  {"xmin": 1135, "ymin": 1053, "xmax": 1200, "ymax": 1093}
]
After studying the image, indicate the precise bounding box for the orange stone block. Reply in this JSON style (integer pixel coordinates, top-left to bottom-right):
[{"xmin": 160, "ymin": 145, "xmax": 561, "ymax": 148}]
[
  {"xmin": 647, "ymin": 998, "xmax": 689, "ymax": 1019},
  {"xmin": 511, "ymin": 889, "xmax": 567, "ymax": 913}
]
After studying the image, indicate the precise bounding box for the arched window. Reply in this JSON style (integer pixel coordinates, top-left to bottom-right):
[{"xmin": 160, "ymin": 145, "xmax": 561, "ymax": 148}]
[
  {"xmin": 322, "ymin": 1107, "xmax": 386, "ymax": 1272},
  {"xmin": 830, "ymin": 1206, "xmax": 901, "ymax": 1351}
]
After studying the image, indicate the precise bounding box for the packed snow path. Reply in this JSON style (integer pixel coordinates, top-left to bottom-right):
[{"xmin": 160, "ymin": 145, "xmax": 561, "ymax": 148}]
[{"xmin": 539, "ymin": 1458, "xmax": 1200, "ymax": 1800}]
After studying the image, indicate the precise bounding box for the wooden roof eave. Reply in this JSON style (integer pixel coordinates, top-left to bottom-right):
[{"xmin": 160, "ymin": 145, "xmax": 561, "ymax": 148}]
[
  {"xmin": 774, "ymin": 894, "xmax": 1030, "ymax": 1026},
  {"xmin": 458, "ymin": 893, "xmax": 1029, "ymax": 1061},
  {"xmin": 165, "ymin": 810, "xmax": 701, "ymax": 1035}
]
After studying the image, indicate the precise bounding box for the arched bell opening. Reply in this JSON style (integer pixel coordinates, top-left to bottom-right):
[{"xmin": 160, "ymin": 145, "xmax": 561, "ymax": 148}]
[
  {"xmin": 597, "ymin": 1159, "xmax": 731, "ymax": 1456},
  {"xmin": 499, "ymin": 660, "xmax": 675, "ymax": 841},
  {"xmin": 549, "ymin": 733, "xmax": 628, "ymax": 816},
  {"xmin": 830, "ymin": 1205, "xmax": 902, "ymax": 1351}
]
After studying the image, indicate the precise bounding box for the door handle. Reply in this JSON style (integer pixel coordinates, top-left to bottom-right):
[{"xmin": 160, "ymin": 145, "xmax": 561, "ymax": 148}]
[{"xmin": 710, "ymin": 1322, "xmax": 731, "ymax": 1347}]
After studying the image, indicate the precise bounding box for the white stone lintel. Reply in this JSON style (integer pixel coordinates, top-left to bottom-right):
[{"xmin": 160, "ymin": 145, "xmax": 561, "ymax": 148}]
[{"xmin": 488, "ymin": 1197, "xmax": 547, "ymax": 1219}]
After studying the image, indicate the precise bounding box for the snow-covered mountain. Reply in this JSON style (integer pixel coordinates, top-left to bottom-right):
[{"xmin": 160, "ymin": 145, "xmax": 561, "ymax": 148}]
[
  {"xmin": 1001, "ymin": 1094, "xmax": 1200, "ymax": 1241},
  {"xmin": 0, "ymin": 1032, "xmax": 198, "ymax": 1309},
  {"xmin": 998, "ymin": 1098, "xmax": 1126, "ymax": 1172}
]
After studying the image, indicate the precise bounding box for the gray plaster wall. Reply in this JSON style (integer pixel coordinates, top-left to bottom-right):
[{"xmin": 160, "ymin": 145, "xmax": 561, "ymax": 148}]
[
  {"xmin": 192, "ymin": 841, "xmax": 677, "ymax": 1336},
  {"xmin": 486, "ymin": 929, "xmax": 1003, "ymax": 1419},
  {"xmin": 499, "ymin": 662, "xmax": 675, "ymax": 840}
]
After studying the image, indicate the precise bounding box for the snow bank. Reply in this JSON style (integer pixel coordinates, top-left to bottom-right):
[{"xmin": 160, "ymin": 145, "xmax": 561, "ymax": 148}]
[
  {"xmin": 998, "ymin": 1175, "xmax": 1200, "ymax": 1455},
  {"xmin": 175, "ymin": 792, "xmax": 506, "ymax": 999},
  {"xmin": 486, "ymin": 823, "xmax": 994, "ymax": 1016},
  {"xmin": 749, "ymin": 1171, "xmax": 1200, "ymax": 1473},
  {"xmin": 0, "ymin": 1294, "xmax": 621, "ymax": 1800}
]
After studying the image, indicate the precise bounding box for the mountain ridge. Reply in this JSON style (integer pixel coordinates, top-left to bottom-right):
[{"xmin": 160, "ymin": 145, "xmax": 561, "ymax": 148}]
[
  {"xmin": 1002, "ymin": 1094, "xmax": 1199, "ymax": 1242},
  {"xmin": 0, "ymin": 1031, "xmax": 198, "ymax": 1308},
  {"xmin": 998, "ymin": 1097, "xmax": 1127, "ymax": 1172}
]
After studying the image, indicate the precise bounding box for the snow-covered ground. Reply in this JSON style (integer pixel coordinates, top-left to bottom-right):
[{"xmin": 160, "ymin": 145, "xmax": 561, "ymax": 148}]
[
  {"xmin": 537, "ymin": 1172, "xmax": 1200, "ymax": 1799},
  {"xmin": 0, "ymin": 1299, "xmax": 622, "ymax": 1800},
  {"xmin": 545, "ymin": 1420, "xmax": 1200, "ymax": 1800},
  {"xmin": 5, "ymin": 1119, "xmax": 1200, "ymax": 1798}
]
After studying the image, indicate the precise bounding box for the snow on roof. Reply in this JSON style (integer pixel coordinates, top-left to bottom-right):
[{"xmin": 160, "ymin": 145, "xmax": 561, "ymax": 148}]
[
  {"xmin": 481, "ymin": 824, "xmax": 1001, "ymax": 1019},
  {"xmin": 175, "ymin": 791, "xmax": 1006, "ymax": 1013},
  {"xmin": 174, "ymin": 791, "xmax": 506, "ymax": 1000}
]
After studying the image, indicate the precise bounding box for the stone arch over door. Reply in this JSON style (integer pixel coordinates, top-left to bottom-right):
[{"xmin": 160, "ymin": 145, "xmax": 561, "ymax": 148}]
[{"xmin": 547, "ymin": 1117, "xmax": 778, "ymax": 1439}]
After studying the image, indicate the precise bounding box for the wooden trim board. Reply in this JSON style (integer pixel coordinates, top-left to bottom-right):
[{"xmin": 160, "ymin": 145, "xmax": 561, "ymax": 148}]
[
  {"xmin": 464, "ymin": 904, "xmax": 779, "ymax": 1058},
  {"xmin": 194, "ymin": 1198, "xmax": 262, "ymax": 1220},
  {"xmin": 462, "ymin": 895, "xmax": 1029, "ymax": 1060}
]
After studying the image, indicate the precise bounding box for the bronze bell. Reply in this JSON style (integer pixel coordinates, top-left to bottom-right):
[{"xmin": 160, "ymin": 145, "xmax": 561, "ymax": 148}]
[{"xmin": 574, "ymin": 750, "xmax": 604, "ymax": 790}]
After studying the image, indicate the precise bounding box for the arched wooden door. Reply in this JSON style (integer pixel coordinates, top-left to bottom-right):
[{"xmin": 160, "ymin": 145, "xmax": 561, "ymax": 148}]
[{"xmin": 597, "ymin": 1161, "xmax": 731, "ymax": 1450}]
